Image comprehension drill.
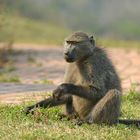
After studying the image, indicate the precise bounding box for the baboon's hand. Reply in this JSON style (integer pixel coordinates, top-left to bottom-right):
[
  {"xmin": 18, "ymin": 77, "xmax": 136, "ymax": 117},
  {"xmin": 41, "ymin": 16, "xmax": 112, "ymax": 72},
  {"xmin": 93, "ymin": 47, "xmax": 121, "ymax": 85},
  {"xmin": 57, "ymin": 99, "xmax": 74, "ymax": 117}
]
[
  {"xmin": 24, "ymin": 106, "xmax": 35, "ymax": 115},
  {"xmin": 53, "ymin": 83, "xmax": 74, "ymax": 100},
  {"xmin": 53, "ymin": 84, "xmax": 67, "ymax": 100}
]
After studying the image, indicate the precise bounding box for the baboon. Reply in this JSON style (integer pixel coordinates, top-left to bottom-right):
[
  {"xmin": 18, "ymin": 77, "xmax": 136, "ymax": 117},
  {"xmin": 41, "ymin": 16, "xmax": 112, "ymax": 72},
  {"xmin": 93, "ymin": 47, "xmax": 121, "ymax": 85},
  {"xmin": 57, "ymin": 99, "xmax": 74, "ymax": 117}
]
[{"xmin": 25, "ymin": 31, "xmax": 140, "ymax": 126}]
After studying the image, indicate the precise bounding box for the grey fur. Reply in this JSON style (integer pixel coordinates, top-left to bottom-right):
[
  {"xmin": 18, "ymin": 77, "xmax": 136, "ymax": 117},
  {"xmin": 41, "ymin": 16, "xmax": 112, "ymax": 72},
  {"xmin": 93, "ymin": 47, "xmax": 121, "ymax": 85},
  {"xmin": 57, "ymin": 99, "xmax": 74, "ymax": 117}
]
[
  {"xmin": 61, "ymin": 31, "xmax": 122, "ymax": 124},
  {"xmin": 25, "ymin": 31, "xmax": 140, "ymax": 126}
]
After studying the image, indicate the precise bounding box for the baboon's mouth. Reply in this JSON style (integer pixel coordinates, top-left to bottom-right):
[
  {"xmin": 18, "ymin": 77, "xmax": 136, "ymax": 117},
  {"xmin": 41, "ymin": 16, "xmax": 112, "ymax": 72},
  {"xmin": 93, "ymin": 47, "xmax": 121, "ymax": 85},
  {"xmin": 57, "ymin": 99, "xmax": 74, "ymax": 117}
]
[{"xmin": 64, "ymin": 56, "xmax": 75, "ymax": 63}]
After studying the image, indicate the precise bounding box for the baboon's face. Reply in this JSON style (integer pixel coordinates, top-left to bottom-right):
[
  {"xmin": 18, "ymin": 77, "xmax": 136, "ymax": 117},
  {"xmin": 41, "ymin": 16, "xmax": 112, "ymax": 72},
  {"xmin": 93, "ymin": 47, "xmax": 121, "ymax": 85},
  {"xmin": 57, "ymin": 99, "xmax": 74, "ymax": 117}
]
[{"xmin": 63, "ymin": 33, "xmax": 94, "ymax": 63}]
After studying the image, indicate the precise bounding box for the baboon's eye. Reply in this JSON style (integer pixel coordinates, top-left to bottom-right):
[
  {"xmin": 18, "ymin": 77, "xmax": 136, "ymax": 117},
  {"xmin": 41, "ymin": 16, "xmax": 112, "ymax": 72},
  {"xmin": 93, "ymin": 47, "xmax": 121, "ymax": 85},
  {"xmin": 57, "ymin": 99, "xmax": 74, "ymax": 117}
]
[
  {"xmin": 66, "ymin": 41, "xmax": 71, "ymax": 44},
  {"xmin": 66, "ymin": 41, "xmax": 80, "ymax": 45}
]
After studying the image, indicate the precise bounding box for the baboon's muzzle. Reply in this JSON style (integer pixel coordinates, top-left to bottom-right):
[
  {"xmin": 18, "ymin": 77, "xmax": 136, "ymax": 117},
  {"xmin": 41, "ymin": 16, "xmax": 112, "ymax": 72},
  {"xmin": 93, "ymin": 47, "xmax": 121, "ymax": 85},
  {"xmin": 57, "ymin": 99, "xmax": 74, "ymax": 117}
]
[{"xmin": 64, "ymin": 52, "xmax": 75, "ymax": 63}]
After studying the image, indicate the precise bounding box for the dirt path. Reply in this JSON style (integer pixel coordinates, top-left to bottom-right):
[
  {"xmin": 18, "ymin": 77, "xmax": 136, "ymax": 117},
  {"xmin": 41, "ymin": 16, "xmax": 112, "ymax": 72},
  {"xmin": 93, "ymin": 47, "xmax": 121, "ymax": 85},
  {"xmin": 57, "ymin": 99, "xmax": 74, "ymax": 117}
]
[{"xmin": 0, "ymin": 44, "xmax": 140, "ymax": 104}]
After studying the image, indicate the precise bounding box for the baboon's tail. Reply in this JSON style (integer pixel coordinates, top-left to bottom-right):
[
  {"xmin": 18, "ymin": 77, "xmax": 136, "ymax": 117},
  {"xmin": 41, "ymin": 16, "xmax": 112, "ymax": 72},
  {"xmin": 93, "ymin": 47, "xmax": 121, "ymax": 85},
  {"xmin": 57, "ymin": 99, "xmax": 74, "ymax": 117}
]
[{"xmin": 118, "ymin": 119, "xmax": 140, "ymax": 127}]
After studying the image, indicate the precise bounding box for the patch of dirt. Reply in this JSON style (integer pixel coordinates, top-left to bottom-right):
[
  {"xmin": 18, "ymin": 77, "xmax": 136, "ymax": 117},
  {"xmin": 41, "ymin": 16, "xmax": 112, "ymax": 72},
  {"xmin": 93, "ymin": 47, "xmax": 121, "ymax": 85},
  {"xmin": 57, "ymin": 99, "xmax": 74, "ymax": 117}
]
[{"xmin": 0, "ymin": 44, "xmax": 140, "ymax": 104}]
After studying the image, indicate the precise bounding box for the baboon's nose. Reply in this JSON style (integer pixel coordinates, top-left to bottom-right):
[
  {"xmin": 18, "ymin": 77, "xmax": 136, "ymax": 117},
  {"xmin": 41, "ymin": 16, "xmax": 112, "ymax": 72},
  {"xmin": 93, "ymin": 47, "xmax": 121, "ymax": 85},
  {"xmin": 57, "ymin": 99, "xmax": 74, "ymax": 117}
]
[{"xmin": 64, "ymin": 52, "xmax": 69, "ymax": 56}]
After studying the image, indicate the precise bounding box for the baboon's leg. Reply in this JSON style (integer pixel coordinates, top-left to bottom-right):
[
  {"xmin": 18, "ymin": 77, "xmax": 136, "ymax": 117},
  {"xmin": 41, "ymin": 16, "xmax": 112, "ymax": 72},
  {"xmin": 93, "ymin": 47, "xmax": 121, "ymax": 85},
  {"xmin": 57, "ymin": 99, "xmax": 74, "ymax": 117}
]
[
  {"xmin": 24, "ymin": 96, "xmax": 68, "ymax": 114},
  {"xmin": 65, "ymin": 96, "xmax": 75, "ymax": 115},
  {"xmin": 60, "ymin": 96, "xmax": 77, "ymax": 120},
  {"xmin": 89, "ymin": 89, "xmax": 121, "ymax": 125}
]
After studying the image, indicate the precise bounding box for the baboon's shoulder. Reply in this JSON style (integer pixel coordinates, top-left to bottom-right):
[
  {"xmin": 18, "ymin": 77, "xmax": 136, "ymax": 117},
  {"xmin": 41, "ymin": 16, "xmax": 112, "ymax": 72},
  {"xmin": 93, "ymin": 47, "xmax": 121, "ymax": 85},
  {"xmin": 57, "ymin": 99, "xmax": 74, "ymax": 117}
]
[{"xmin": 90, "ymin": 47, "xmax": 112, "ymax": 69}]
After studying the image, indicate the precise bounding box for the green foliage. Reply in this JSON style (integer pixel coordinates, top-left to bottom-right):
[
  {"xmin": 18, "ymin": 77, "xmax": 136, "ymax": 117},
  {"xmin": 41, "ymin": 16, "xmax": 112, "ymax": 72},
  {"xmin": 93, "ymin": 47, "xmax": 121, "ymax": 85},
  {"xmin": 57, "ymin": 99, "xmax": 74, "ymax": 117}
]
[
  {"xmin": 1, "ymin": 13, "xmax": 140, "ymax": 47},
  {"xmin": 98, "ymin": 38, "xmax": 140, "ymax": 49},
  {"xmin": 1, "ymin": 1, "xmax": 140, "ymax": 45},
  {"xmin": 0, "ymin": 91, "xmax": 140, "ymax": 139},
  {"xmin": 1, "ymin": 0, "xmax": 140, "ymax": 40},
  {"xmin": 0, "ymin": 5, "xmax": 14, "ymax": 43},
  {"xmin": 0, "ymin": 13, "xmax": 70, "ymax": 45}
]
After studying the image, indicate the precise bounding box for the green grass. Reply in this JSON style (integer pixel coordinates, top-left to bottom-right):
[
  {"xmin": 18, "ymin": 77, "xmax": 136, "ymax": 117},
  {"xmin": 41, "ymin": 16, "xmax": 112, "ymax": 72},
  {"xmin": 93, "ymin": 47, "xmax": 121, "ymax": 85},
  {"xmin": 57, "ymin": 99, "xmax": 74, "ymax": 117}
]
[
  {"xmin": 97, "ymin": 38, "xmax": 140, "ymax": 49},
  {"xmin": 0, "ymin": 91, "xmax": 140, "ymax": 140},
  {"xmin": 33, "ymin": 79, "xmax": 53, "ymax": 85},
  {"xmin": 0, "ymin": 74, "xmax": 20, "ymax": 83},
  {"xmin": 0, "ymin": 65, "xmax": 20, "ymax": 83}
]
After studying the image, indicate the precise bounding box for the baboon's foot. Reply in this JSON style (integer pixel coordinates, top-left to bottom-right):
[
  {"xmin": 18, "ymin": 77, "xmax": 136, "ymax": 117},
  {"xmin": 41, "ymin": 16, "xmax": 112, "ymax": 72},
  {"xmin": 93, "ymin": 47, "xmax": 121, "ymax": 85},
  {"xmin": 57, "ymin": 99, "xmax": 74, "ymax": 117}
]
[
  {"xmin": 74, "ymin": 116, "xmax": 94, "ymax": 126},
  {"xmin": 74, "ymin": 119, "xmax": 84, "ymax": 126},
  {"xmin": 58, "ymin": 113, "xmax": 77, "ymax": 121}
]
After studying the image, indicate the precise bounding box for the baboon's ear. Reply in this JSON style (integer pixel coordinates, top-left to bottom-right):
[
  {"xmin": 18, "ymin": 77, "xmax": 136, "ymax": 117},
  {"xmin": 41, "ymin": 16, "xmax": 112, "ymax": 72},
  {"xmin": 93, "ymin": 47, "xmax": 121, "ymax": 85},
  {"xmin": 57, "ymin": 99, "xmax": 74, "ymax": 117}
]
[
  {"xmin": 89, "ymin": 35, "xmax": 95, "ymax": 46},
  {"xmin": 89, "ymin": 35, "xmax": 93, "ymax": 41}
]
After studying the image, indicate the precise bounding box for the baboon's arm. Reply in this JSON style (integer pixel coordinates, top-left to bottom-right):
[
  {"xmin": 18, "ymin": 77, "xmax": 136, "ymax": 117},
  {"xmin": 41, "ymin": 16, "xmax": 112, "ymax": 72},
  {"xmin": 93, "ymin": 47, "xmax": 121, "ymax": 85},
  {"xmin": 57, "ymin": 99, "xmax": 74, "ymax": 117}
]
[
  {"xmin": 53, "ymin": 83, "xmax": 104, "ymax": 101},
  {"xmin": 24, "ymin": 96, "xmax": 67, "ymax": 114}
]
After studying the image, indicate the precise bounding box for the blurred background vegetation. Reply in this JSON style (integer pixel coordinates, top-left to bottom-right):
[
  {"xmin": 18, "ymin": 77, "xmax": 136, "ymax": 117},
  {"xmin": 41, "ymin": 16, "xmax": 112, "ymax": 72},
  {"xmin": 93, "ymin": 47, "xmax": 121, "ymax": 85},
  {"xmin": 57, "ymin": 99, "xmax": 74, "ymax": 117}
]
[{"xmin": 0, "ymin": 0, "xmax": 140, "ymax": 45}]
